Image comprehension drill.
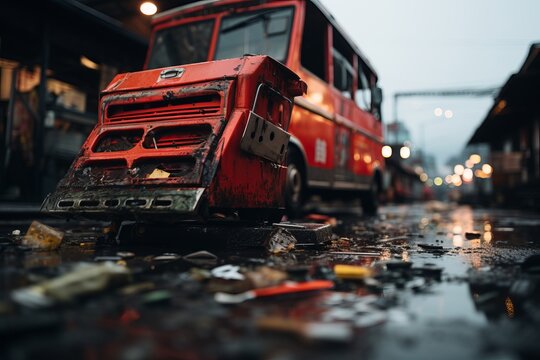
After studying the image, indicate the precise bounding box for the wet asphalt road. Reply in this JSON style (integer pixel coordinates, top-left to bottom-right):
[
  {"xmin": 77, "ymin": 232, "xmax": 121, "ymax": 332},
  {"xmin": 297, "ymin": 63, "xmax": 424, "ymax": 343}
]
[{"xmin": 1, "ymin": 202, "xmax": 540, "ymax": 360}]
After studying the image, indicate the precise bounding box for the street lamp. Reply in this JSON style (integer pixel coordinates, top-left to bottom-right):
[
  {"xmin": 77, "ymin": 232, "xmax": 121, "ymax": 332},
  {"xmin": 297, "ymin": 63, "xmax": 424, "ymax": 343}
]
[
  {"xmin": 463, "ymin": 168, "xmax": 473, "ymax": 182},
  {"xmin": 400, "ymin": 146, "xmax": 411, "ymax": 159},
  {"xmin": 454, "ymin": 164, "xmax": 465, "ymax": 175},
  {"xmin": 382, "ymin": 145, "xmax": 392, "ymax": 158},
  {"xmin": 469, "ymin": 154, "xmax": 481, "ymax": 164},
  {"xmin": 140, "ymin": 2, "xmax": 158, "ymax": 15}
]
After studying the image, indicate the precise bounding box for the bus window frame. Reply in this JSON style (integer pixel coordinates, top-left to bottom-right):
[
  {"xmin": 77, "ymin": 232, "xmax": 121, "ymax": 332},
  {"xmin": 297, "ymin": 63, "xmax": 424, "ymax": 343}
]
[{"xmin": 144, "ymin": 2, "xmax": 300, "ymax": 70}]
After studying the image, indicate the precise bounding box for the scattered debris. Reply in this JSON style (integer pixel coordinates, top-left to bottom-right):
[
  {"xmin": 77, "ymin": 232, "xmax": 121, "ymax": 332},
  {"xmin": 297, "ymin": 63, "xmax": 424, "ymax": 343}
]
[
  {"xmin": 378, "ymin": 235, "xmax": 409, "ymax": 243},
  {"xmin": 465, "ymin": 232, "xmax": 481, "ymax": 240},
  {"xmin": 329, "ymin": 251, "xmax": 380, "ymax": 257},
  {"xmin": 119, "ymin": 282, "xmax": 155, "ymax": 296},
  {"xmin": 334, "ymin": 265, "xmax": 373, "ymax": 279},
  {"xmin": 142, "ymin": 290, "xmax": 172, "ymax": 305},
  {"xmin": 94, "ymin": 256, "xmax": 122, "ymax": 262},
  {"xmin": 331, "ymin": 237, "xmax": 352, "ymax": 248},
  {"xmin": 417, "ymin": 244, "xmax": 444, "ymax": 250},
  {"xmin": 2, "ymin": 204, "xmax": 539, "ymax": 358},
  {"xmin": 211, "ymin": 265, "xmax": 245, "ymax": 281},
  {"xmin": 413, "ymin": 264, "xmax": 443, "ymax": 279},
  {"xmin": 12, "ymin": 262, "xmax": 131, "ymax": 308},
  {"xmin": 183, "ymin": 250, "xmax": 219, "ymax": 265},
  {"xmin": 147, "ymin": 168, "xmax": 170, "ymax": 179},
  {"xmin": 183, "ymin": 250, "xmax": 218, "ymax": 260},
  {"xmin": 153, "ymin": 253, "xmax": 181, "ymax": 261},
  {"xmin": 385, "ymin": 260, "xmax": 413, "ymax": 271},
  {"xmin": 22, "ymin": 221, "xmax": 64, "ymax": 251},
  {"xmin": 214, "ymin": 280, "xmax": 334, "ymax": 304},
  {"xmin": 272, "ymin": 223, "xmax": 306, "ymax": 230},
  {"xmin": 266, "ymin": 228, "xmax": 297, "ymax": 254},
  {"xmin": 245, "ymin": 266, "xmax": 288, "ymax": 288},
  {"xmin": 304, "ymin": 214, "xmax": 338, "ymax": 227}
]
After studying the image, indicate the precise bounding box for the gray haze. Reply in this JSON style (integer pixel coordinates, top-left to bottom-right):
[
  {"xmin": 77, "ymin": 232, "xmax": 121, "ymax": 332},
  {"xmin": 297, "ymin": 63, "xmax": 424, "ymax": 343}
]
[{"xmin": 319, "ymin": 0, "xmax": 539, "ymax": 173}]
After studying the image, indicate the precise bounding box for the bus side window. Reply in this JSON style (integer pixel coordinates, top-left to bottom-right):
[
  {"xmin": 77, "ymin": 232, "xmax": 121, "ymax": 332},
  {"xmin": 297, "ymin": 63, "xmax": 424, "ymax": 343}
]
[
  {"xmin": 333, "ymin": 49, "xmax": 354, "ymax": 99},
  {"xmin": 301, "ymin": 1, "xmax": 327, "ymax": 81},
  {"xmin": 355, "ymin": 63, "xmax": 371, "ymax": 111}
]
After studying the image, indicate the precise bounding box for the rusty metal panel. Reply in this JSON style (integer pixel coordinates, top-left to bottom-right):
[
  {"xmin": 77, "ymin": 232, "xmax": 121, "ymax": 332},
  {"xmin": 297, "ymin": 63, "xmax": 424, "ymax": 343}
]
[
  {"xmin": 43, "ymin": 55, "xmax": 306, "ymax": 220},
  {"xmin": 240, "ymin": 111, "xmax": 290, "ymax": 164},
  {"xmin": 42, "ymin": 188, "xmax": 205, "ymax": 216}
]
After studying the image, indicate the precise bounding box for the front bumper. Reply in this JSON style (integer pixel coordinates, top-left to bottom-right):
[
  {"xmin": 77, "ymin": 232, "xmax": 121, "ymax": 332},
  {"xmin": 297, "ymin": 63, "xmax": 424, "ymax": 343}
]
[{"xmin": 41, "ymin": 187, "xmax": 205, "ymax": 219}]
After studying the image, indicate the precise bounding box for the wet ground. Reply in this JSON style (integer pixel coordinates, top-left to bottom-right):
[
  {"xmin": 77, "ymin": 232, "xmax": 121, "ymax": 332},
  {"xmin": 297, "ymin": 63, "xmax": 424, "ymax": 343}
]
[{"xmin": 1, "ymin": 202, "xmax": 540, "ymax": 359}]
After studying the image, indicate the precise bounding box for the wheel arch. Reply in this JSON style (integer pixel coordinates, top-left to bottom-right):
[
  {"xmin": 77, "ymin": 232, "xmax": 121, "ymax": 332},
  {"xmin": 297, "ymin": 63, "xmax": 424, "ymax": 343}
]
[{"xmin": 288, "ymin": 135, "xmax": 308, "ymax": 179}]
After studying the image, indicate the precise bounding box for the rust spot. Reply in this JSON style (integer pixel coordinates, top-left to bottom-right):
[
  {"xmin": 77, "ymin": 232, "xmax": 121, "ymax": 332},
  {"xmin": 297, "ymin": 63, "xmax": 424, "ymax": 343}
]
[{"xmin": 163, "ymin": 90, "xmax": 175, "ymax": 101}]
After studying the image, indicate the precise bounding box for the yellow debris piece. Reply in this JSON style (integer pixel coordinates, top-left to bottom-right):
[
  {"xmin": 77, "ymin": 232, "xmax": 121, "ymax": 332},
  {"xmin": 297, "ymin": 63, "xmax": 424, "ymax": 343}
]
[
  {"xmin": 147, "ymin": 168, "xmax": 171, "ymax": 179},
  {"xmin": 334, "ymin": 264, "xmax": 372, "ymax": 279}
]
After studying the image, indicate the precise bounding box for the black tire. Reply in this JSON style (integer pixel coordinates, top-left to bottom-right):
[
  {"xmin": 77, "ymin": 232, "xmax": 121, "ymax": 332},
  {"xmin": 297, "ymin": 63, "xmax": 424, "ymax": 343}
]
[
  {"xmin": 285, "ymin": 149, "xmax": 306, "ymax": 218},
  {"xmin": 361, "ymin": 179, "xmax": 379, "ymax": 215}
]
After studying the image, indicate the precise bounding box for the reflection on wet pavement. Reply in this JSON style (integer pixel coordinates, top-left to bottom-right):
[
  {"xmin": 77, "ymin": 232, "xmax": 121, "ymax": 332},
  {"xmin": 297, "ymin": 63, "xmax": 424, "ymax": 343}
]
[{"xmin": 1, "ymin": 203, "xmax": 539, "ymax": 359}]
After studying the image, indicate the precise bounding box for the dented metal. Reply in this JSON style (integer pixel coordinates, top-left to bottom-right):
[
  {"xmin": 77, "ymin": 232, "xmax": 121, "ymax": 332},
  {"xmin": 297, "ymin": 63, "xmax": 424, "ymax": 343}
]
[
  {"xmin": 240, "ymin": 111, "xmax": 290, "ymax": 164},
  {"xmin": 42, "ymin": 56, "xmax": 306, "ymax": 221},
  {"xmin": 42, "ymin": 188, "xmax": 205, "ymax": 216}
]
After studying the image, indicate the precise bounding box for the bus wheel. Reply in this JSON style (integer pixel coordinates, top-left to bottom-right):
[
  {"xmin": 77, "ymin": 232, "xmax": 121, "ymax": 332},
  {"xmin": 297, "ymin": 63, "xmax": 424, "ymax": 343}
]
[
  {"xmin": 285, "ymin": 149, "xmax": 305, "ymax": 218},
  {"xmin": 361, "ymin": 180, "xmax": 379, "ymax": 215}
]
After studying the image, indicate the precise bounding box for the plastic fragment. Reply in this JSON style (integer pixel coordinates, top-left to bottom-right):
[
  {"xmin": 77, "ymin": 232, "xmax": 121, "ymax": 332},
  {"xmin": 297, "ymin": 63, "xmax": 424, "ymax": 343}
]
[
  {"xmin": 211, "ymin": 265, "xmax": 245, "ymax": 280},
  {"xmin": 215, "ymin": 280, "xmax": 334, "ymax": 304},
  {"xmin": 11, "ymin": 262, "xmax": 131, "ymax": 308},
  {"xmin": 334, "ymin": 264, "xmax": 373, "ymax": 279}
]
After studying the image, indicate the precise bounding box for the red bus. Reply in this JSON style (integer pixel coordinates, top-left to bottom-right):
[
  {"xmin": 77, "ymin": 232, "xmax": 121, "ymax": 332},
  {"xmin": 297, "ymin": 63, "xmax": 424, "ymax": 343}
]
[{"xmin": 146, "ymin": 0, "xmax": 384, "ymax": 214}]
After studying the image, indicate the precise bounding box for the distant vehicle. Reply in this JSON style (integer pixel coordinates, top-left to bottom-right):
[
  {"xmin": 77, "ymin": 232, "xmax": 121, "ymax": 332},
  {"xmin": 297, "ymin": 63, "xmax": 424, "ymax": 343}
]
[
  {"xmin": 147, "ymin": 0, "xmax": 385, "ymax": 215},
  {"xmin": 42, "ymin": 0, "xmax": 384, "ymax": 222}
]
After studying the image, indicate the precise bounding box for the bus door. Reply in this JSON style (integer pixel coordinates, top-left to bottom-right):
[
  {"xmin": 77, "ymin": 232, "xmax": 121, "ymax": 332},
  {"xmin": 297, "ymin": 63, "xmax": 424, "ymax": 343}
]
[{"xmin": 332, "ymin": 48, "xmax": 355, "ymax": 186}]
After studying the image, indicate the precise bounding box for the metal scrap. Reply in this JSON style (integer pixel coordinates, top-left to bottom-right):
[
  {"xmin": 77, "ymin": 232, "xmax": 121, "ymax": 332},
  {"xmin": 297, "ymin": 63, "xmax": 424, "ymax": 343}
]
[
  {"xmin": 266, "ymin": 228, "xmax": 297, "ymax": 254},
  {"xmin": 22, "ymin": 221, "xmax": 64, "ymax": 251}
]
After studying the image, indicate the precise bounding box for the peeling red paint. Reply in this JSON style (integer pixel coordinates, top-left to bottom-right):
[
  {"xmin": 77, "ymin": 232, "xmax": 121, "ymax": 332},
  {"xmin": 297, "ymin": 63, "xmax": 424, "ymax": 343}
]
[{"xmin": 42, "ymin": 56, "xmax": 306, "ymax": 220}]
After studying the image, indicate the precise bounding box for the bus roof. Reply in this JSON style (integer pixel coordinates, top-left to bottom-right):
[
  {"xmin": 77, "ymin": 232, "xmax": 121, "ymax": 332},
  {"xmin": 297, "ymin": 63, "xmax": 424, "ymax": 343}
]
[{"xmin": 152, "ymin": 0, "xmax": 378, "ymax": 78}]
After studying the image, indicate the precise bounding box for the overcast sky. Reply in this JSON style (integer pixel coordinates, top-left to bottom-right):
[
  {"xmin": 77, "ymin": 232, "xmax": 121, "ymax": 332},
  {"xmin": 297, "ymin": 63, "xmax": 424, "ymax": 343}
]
[{"xmin": 319, "ymin": 0, "xmax": 539, "ymax": 172}]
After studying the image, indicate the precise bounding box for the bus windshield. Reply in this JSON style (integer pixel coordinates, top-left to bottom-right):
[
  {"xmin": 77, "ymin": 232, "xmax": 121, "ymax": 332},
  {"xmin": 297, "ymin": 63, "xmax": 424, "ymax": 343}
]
[
  {"xmin": 215, "ymin": 7, "xmax": 294, "ymax": 62},
  {"xmin": 147, "ymin": 20, "xmax": 214, "ymax": 69},
  {"xmin": 147, "ymin": 7, "xmax": 294, "ymax": 69}
]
